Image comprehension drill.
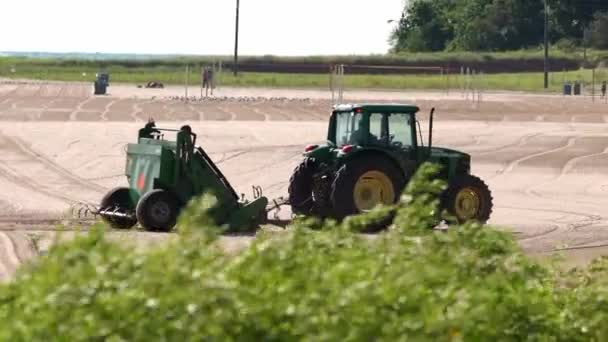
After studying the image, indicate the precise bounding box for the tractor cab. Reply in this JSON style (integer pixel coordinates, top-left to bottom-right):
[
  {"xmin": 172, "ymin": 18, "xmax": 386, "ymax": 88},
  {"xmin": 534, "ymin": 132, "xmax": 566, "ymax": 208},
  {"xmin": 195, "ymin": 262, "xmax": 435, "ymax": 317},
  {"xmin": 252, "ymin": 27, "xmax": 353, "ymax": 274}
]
[{"xmin": 328, "ymin": 104, "xmax": 419, "ymax": 150}]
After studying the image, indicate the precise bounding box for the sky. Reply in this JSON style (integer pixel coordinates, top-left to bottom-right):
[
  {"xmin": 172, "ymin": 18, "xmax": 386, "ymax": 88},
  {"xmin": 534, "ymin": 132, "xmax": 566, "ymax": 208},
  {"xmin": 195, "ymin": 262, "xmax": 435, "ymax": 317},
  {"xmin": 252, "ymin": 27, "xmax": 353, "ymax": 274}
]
[{"xmin": 1, "ymin": 0, "xmax": 404, "ymax": 56}]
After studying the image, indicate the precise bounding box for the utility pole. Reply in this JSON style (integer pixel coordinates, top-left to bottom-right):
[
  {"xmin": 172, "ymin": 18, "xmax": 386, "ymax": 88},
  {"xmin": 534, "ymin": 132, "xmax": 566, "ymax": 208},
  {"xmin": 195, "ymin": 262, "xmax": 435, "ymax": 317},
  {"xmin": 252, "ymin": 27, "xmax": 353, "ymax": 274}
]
[
  {"xmin": 234, "ymin": 0, "xmax": 240, "ymax": 77},
  {"xmin": 583, "ymin": 28, "xmax": 588, "ymax": 63},
  {"xmin": 544, "ymin": 0, "xmax": 549, "ymax": 89}
]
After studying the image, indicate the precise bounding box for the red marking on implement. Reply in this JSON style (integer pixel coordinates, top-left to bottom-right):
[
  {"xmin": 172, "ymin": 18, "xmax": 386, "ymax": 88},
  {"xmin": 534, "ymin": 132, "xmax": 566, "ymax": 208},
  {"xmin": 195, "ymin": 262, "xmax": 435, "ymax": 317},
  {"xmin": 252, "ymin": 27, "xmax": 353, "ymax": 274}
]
[{"xmin": 137, "ymin": 173, "xmax": 145, "ymax": 190}]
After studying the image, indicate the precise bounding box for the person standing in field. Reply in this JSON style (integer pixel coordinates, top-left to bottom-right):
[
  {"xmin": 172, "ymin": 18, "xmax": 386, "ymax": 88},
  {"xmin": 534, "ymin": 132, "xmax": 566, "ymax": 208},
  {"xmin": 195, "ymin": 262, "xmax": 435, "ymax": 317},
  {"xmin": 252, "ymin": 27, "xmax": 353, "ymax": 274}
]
[
  {"xmin": 602, "ymin": 81, "xmax": 606, "ymax": 98},
  {"xmin": 202, "ymin": 67, "xmax": 210, "ymax": 97},
  {"xmin": 208, "ymin": 67, "xmax": 215, "ymax": 95}
]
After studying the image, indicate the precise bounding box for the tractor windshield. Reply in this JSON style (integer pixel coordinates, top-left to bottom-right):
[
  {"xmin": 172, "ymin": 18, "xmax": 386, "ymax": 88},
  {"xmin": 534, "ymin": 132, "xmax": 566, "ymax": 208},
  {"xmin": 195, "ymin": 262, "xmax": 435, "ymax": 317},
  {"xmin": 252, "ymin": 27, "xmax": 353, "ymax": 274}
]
[
  {"xmin": 335, "ymin": 111, "xmax": 364, "ymax": 146},
  {"xmin": 334, "ymin": 111, "xmax": 415, "ymax": 148}
]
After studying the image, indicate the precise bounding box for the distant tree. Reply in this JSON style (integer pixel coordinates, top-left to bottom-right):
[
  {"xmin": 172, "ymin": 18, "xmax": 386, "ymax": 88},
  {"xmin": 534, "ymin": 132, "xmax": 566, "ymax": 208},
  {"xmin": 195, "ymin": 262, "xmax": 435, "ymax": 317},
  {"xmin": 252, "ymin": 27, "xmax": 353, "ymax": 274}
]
[
  {"xmin": 390, "ymin": 0, "xmax": 454, "ymax": 52},
  {"xmin": 449, "ymin": 0, "xmax": 544, "ymax": 51},
  {"xmin": 390, "ymin": 0, "xmax": 608, "ymax": 52},
  {"xmin": 549, "ymin": 0, "xmax": 606, "ymax": 45},
  {"xmin": 589, "ymin": 11, "xmax": 608, "ymax": 49}
]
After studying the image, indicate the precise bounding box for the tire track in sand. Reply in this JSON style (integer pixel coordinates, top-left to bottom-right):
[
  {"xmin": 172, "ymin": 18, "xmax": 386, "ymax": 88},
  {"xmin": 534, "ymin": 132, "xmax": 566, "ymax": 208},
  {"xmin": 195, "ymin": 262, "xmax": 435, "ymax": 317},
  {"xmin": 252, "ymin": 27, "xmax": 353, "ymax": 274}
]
[
  {"xmin": 0, "ymin": 131, "xmax": 104, "ymax": 207},
  {"xmin": 519, "ymin": 139, "xmax": 608, "ymax": 233},
  {"xmin": 499, "ymin": 137, "xmax": 606, "ymax": 246},
  {"xmin": 8, "ymin": 135, "xmax": 106, "ymax": 193},
  {"xmin": 497, "ymin": 137, "xmax": 575, "ymax": 175},
  {"xmin": 0, "ymin": 231, "xmax": 45, "ymax": 282}
]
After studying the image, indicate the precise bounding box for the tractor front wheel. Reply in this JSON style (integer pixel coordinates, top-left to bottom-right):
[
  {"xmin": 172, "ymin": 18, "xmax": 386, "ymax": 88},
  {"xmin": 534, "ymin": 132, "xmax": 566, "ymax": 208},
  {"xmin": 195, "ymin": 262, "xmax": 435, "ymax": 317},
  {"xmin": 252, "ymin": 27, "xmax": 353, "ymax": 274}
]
[
  {"xmin": 136, "ymin": 190, "xmax": 179, "ymax": 232},
  {"xmin": 442, "ymin": 174, "xmax": 493, "ymax": 224},
  {"xmin": 330, "ymin": 155, "xmax": 405, "ymax": 221},
  {"xmin": 99, "ymin": 187, "xmax": 137, "ymax": 229}
]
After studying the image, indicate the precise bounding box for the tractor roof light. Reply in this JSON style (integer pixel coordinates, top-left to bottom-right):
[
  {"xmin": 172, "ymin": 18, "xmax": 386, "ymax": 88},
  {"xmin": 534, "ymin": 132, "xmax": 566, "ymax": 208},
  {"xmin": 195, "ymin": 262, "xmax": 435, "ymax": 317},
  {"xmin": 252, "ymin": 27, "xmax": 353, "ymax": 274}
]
[
  {"xmin": 305, "ymin": 144, "xmax": 318, "ymax": 152},
  {"xmin": 341, "ymin": 145, "xmax": 354, "ymax": 154}
]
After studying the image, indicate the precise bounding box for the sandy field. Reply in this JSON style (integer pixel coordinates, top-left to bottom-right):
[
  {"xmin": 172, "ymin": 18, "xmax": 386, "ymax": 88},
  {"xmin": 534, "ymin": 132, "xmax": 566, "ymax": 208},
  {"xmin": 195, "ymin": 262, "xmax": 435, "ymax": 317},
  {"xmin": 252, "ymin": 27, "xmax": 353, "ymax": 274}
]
[{"xmin": 1, "ymin": 80, "xmax": 608, "ymax": 280}]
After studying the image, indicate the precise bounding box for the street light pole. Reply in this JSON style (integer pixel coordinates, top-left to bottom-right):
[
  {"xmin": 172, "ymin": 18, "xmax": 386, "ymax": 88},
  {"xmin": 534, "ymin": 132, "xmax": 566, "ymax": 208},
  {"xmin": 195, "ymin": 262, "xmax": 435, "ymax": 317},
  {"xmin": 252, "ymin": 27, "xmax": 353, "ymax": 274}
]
[
  {"xmin": 234, "ymin": 0, "xmax": 240, "ymax": 77},
  {"xmin": 544, "ymin": 0, "xmax": 549, "ymax": 89}
]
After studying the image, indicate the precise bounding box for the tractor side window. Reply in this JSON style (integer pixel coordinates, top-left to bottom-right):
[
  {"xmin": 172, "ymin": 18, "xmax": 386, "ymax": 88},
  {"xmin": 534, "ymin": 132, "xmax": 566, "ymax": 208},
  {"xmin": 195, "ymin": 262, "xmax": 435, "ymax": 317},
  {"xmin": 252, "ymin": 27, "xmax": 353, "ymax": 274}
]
[
  {"xmin": 369, "ymin": 113, "xmax": 384, "ymax": 145},
  {"xmin": 388, "ymin": 113, "xmax": 413, "ymax": 147},
  {"xmin": 335, "ymin": 112, "xmax": 363, "ymax": 146}
]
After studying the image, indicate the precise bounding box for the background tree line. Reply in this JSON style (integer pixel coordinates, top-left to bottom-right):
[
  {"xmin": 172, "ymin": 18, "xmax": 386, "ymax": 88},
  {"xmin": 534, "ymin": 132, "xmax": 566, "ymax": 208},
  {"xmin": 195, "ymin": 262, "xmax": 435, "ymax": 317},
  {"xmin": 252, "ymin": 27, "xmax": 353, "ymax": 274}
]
[{"xmin": 391, "ymin": 0, "xmax": 608, "ymax": 52}]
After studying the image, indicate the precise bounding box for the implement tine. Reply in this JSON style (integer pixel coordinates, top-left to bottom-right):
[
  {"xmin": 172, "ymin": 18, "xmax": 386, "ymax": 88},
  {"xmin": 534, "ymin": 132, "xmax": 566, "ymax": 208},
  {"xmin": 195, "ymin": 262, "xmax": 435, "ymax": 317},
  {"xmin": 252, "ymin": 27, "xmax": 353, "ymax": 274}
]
[{"xmin": 71, "ymin": 202, "xmax": 101, "ymax": 220}]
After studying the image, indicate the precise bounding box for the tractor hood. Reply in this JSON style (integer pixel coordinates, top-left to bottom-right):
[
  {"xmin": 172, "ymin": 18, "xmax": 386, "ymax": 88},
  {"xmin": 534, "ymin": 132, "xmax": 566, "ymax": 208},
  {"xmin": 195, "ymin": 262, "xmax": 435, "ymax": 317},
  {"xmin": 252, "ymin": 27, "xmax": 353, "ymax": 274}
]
[
  {"xmin": 425, "ymin": 146, "xmax": 471, "ymax": 175},
  {"xmin": 428, "ymin": 146, "xmax": 470, "ymax": 159}
]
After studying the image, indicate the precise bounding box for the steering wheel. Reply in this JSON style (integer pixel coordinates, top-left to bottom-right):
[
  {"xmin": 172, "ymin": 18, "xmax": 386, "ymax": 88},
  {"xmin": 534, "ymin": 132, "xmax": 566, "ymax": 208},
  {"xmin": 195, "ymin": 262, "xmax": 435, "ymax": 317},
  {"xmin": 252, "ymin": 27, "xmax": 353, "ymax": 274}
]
[{"xmin": 388, "ymin": 134, "xmax": 402, "ymax": 147}]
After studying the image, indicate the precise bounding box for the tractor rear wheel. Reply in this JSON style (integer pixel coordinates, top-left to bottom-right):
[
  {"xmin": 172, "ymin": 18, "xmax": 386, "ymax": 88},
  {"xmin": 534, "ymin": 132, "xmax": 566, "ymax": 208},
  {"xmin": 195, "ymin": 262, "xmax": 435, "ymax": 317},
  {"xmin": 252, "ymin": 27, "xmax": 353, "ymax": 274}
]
[
  {"xmin": 442, "ymin": 174, "xmax": 493, "ymax": 224},
  {"xmin": 330, "ymin": 155, "xmax": 405, "ymax": 221},
  {"xmin": 136, "ymin": 190, "xmax": 179, "ymax": 232},
  {"xmin": 288, "ymin": 158, "xmax": 317, "ymax": 215},
  {"xmin": 99, "ymin": 187, "xmax": 137, "ymax": 229}
]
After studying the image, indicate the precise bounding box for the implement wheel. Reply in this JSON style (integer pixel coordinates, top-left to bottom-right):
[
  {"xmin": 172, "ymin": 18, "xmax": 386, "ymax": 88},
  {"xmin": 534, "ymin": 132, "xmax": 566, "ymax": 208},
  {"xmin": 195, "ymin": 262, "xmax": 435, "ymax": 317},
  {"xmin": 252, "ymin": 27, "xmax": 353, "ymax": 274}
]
[
  {"xmin": 136, "ymin": 190, "xmax": 179, "ymax": 232},
  {"xmin": 99, "ymin": 187, "xmax": 137, "ymax": 229},
  {"xmin": 442, "ymin": 174, "xmax": 493, "ymax": 224},
  {"xmin": 330, "ymin": 155, "xmax": 405, "ymax": 221}
]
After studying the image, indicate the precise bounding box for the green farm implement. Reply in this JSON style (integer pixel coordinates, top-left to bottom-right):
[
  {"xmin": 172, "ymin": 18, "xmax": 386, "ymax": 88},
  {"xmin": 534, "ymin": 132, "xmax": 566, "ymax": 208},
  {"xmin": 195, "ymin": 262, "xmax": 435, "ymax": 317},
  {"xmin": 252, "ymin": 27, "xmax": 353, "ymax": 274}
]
[{"xmin": 97, "ymin": 120, "xmax": 279, "ymax": 232}]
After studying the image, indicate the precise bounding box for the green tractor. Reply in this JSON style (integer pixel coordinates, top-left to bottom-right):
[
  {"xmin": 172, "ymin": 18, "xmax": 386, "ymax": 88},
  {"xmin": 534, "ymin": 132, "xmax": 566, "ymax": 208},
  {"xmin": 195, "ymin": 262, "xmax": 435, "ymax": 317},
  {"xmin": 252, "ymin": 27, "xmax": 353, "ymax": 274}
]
[
  {"xmin": 288, "ymin": 104, "xmax": 493, "ymax": 224},
  {"xmin": 98, "ymin": 120, "xmax": 269, "ymax": 232}
]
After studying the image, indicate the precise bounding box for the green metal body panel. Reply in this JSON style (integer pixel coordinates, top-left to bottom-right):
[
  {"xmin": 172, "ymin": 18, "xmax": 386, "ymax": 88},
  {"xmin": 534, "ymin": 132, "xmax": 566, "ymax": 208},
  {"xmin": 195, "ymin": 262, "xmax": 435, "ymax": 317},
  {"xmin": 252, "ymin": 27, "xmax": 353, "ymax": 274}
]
[
  {"xmin": 121, "ymin": 122, "xmax": 268, "ymax": 229},
  {"xmin": 306, "ymin": 104, "xmax": 470, "ymax": 182}
]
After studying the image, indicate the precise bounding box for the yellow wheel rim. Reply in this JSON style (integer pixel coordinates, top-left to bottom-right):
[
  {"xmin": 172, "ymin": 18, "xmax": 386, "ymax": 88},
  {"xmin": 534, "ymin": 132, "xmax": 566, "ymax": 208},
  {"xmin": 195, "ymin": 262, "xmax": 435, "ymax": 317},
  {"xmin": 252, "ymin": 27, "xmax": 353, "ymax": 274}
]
[
  {"xmin": 353, "ymin": 171, "xmax": 395, "ymax": 212},
  {"xmin": 454, "ymin": 187, "xmax": 481, "ymax": 221}
]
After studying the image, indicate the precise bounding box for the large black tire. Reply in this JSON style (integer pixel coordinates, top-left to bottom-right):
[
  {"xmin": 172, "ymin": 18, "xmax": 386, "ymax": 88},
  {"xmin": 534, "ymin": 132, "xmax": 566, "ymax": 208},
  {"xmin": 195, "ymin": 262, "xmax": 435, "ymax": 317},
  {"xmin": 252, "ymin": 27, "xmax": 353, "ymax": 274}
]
[
  {"xmin": 442, "ymin": 174, "xmax": 493, "ymax": 224},
  {"xmin": 330, "ymin": 155, "xmax": 406, "ymax": 221},
  {"xmin": 136, "ymin": 190, "xmax": 179, "ymax": 232},
  {"xmin": 288, "ymin": 158, "xmax": 317, "ymax": 215},
  {"xmin": 99, "ymin": 187, "xmax": 137, "ymax": 229}
]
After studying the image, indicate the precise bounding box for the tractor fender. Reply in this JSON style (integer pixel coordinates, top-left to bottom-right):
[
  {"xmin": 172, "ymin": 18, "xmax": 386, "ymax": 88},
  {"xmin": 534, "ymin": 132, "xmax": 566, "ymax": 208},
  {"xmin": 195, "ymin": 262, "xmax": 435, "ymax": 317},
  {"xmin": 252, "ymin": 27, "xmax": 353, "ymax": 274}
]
[
  {"xmin": 304, "ymin": 144, "xmax": 334, "ymax": 163},
  {"xmin": 338, "ymin": 148, "xmax": 413, "ymax": 181}
]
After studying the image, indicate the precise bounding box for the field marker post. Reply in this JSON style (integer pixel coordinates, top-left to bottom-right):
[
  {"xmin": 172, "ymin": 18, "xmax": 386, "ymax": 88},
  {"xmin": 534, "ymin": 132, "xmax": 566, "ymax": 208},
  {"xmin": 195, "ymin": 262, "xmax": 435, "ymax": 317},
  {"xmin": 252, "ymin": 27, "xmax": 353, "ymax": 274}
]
[
  {"xmin": 185, "ymin": 64, "xmax": 190, "ymax": 101},
  {"xmin": 469, "ymin": 67, "xmax": 473, "ymax": 101},
  {"xmin": 217, "ymin": 61, "xmax": 220, "ymax": 82},
  {"xmin": 339, "ymin": 64, "xmax": 345, "ymax": 103},
  {"xmin": 329, "ymin": 65, "xmax": 335, "ymax": 105},
  {"xmin": 460, "ymin": 66, "xmax": 464, "ymax": 98},
  {"xmin": 592, "ymin": 68, "xmax": 596, "ymax": 103},
  {"xmin": 472, "ymin": 69, "xmax": 476, "ymax": 101},
  {"xmin": 200, "ymin": 65, "xmax": 205, "ymax": 99},
  {"xmin": 562, "ymin": 69, "xmax": 566, "ymax": 97},
  {"xmin": 446, "ymin": 67, "xmax": 451, "ymax": 95},
  {"xmin": 470, "ymin": 68, "xmax": 474, "ymax": 101},
  {"xmin": 441, "ymin": 67, "xmax": 446, "ymax": 95},
  {"xmin": 477, "ymin": 71, "xmax": 482, "ymax": 105},
  {"xmin": 473, "ymin": 69, "xmax": 479, "ymax": 108},
  {"xmin": 218, "ymin": 61, "xmax": 223, "ymax": 88}
]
